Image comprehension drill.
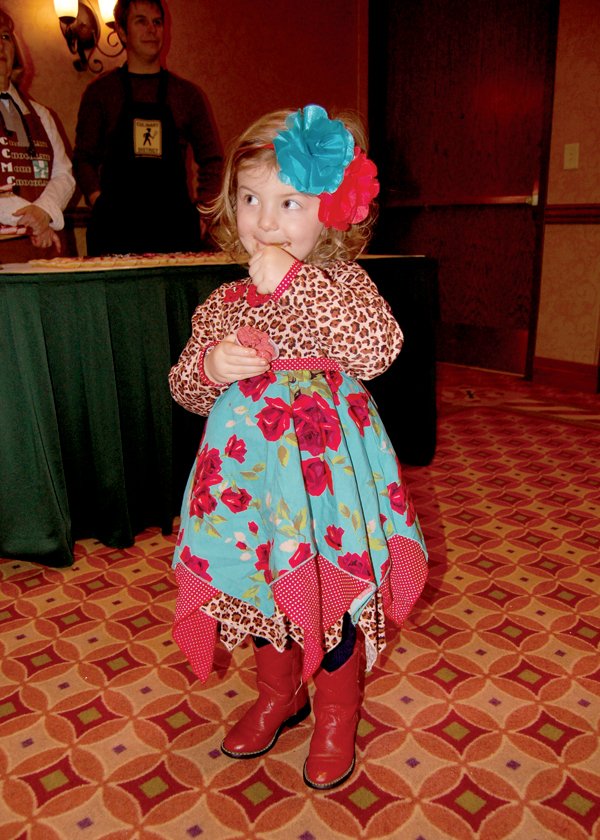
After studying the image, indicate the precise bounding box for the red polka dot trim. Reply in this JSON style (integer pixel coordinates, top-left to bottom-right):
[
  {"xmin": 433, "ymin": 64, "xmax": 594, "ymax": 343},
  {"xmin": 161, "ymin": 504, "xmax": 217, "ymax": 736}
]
[
  {"xmin": 271, "ymin": 259, "xmax": 303, "ymax": 301},
  {"xmin": 172, "ymin": 563, "xmax": 221, "ymax": 682},
  {"xmin": 380, "ymin": 534, "xmax": 428, "ymax": 626},
  {"xmin": 172, "ymin": 535, "xmax": 428, "ymax": 684},
  {"xmin": 272, "ymin": 553, "xmax": 370, "ymax": 679},
  {"xmin": 198, "ymin": 342, "xmax": 226, "ymax": 388},
  {"xmin": 271, "ymin": 357, "xmax": 340, "ymax": 372}
]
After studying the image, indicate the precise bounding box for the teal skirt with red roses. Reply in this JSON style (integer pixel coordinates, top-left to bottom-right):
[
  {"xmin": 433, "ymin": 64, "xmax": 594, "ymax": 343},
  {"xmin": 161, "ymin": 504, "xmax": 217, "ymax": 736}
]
[{"xmin": 172, "ymin": 366, "xmax": 428, "ymax": 681}]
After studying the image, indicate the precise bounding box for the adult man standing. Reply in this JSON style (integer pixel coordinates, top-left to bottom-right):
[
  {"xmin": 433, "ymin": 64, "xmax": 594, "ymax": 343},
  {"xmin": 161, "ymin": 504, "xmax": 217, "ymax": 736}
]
[{"xmin": 73, "ymin": 0, "xmax": 222, "ymax": 256}]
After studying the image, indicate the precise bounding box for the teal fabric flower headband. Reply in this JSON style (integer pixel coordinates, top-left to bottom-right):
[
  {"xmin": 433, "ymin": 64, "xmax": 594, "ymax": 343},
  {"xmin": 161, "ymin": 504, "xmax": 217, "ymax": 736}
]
[{"xmin": 272, "ymin": 104, "xmax": 380, "ymax": 231}]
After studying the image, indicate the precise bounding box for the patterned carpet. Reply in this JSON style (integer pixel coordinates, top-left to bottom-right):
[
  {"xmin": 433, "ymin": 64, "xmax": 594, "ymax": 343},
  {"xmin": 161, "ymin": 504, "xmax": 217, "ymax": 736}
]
[{"xmin": 1, "ymin": 363, "xmax": 599, "ymax": 840}]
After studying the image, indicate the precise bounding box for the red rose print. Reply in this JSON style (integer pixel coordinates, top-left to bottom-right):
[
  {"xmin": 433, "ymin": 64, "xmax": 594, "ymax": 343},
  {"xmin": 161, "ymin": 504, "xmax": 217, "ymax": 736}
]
[
  {"xmin": 239, "ymin": 370, "xmax": 276, "ymax": 401},
  {"xmin": 347, "ymin": 391, "xmax": 371, "ymax": 436},
  {"xmin": 221, "ymin": 487, "xmax": 252, "ymax": 513},
  {"xmin": 249, "ymin": 521, "xmax": 259, "ymax": 534},
  {"xmin": 194, "ymin": 444, "xmax": 223, "ymax": 487},
  {"xmin": 293, "ymin": 393, "xmax": 341, "ymax": 456},
  {"xmin": 257, "ymin": 397, "xmax": 293, "ymax": 441},
  {"xmin": 225, "ymin": 434, "xmax": 247, "ymax": 463},
  {"xmin": 289, "ymin": 542, "xmax": 313, "ymax": 568},
  {"xmin": 180, "ymin": 545, "xmax": 213, "ymax": 581},
  {"xmin": 256, "ymin": 539, "xmax": 273, "ymax": 565},
  {"xmin": 255, "ymin": 539, "xmax": 274, "ymax": 583},
  {"xmin": 190, "ymin": 487, "xmax": 217, "ymax": 517},
  {"xmin": 325, "ymin": 369, "xmax": 343, "ymax": 405},
  {"xmin": 301, "ymin": 456, "xmax": 333, "ymax": 496},
  {"xmin": 338, "ymin": 550, "xmax": 374, "ymax": 581},
  {"xmin": 324, "ymin": 525, "xmax": 344, "ymax": 551},
  {"xmin": 387, "ymin": 481, "xmax": 408, "ymax": 515}
]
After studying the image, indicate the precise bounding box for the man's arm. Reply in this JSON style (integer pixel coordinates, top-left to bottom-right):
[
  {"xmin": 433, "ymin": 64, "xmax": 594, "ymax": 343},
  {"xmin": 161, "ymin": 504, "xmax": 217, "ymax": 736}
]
[
  {"xmin": 73, "ymin": 75, "xmax": 120, "ymax": 205},
  {"xmin": 177, "ymin": 78, "xmax": 223, "ymax": 207}
]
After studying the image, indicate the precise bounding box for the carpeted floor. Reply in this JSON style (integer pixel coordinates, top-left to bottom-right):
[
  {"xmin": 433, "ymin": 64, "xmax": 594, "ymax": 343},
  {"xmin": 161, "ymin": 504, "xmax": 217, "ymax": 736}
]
[{"xmin": 1, "ymin": 363, "xmax": 599, "ymax": 840}]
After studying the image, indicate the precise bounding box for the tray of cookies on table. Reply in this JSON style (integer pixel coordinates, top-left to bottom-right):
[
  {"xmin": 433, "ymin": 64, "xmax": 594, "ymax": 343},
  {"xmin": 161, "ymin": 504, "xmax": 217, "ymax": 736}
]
[{"xmin": 1, "ymin": 251, "xmax": 237, "ymax": 273}]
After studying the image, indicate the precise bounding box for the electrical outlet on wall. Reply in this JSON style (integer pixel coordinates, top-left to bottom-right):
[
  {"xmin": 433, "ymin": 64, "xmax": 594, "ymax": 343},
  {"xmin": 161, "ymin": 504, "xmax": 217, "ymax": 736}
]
[{"xmin": 563, "ymin": 142, "xmax": 580, "ymax": 170}]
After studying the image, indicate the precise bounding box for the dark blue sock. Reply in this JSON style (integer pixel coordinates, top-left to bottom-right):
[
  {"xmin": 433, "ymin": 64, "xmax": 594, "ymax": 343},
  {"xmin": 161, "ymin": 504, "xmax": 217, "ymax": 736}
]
[{"xmin": 321, "ymin": 614, "xmax": 356, "ymax": 673}]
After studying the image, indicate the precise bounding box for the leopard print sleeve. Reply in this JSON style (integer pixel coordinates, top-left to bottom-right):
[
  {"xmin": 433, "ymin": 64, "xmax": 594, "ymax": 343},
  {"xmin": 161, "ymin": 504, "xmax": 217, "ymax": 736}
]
[
  {"xmin": 274, "ymin": 260, "xmax": 404, "ymax": 380},
  {"xmin": 168, "ymin": 285, "xmax": 230, "ymax": 417}
]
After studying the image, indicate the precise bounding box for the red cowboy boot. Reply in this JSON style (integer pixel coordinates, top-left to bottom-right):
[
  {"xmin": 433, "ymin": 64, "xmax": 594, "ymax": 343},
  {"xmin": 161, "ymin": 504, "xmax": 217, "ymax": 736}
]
[
  {"xmin": 221, "ymin": 641, "xmax": 310, "ymax": 758},
  {"xmin": 303, "ymin": 645, "xmax": 362, "ymax": 789}
]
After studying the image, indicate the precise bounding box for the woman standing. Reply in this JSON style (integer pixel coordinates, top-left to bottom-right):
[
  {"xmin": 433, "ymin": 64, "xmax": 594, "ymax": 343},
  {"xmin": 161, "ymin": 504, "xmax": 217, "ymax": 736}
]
[{"xmin": 0, "ymin": 9, "xmax": 75, "ymax": 261}]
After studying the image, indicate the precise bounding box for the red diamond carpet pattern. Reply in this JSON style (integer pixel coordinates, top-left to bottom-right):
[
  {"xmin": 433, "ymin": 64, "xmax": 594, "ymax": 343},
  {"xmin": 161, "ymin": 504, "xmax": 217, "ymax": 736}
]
[{"xmin": 1, "ymin": 363, "xmax": 599, "ymax": 839}]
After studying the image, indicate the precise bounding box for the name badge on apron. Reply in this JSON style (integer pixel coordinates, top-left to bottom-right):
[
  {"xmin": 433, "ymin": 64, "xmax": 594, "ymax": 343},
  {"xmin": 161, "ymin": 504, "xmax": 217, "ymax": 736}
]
[
  {"xmin": 32, "ymin": 159, "xmax": 50, "ymax": 180},
  {"xmin": 133, "ymin": 118, "xmax": 162, "ymax": 157}
]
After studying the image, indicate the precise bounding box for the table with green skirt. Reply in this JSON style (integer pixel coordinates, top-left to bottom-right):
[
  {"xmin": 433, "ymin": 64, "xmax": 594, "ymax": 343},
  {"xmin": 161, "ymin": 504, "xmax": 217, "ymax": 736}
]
[{"xmin": 0, "ymin": 255, "xmax": 438, "ymax": 567}]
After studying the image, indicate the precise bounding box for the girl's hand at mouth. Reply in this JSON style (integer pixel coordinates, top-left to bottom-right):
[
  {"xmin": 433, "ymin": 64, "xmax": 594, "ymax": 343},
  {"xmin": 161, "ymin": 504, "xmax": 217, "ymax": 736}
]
[{"xmin": 248, "ymin": 245, "xmax": 296, "ymax": 295}]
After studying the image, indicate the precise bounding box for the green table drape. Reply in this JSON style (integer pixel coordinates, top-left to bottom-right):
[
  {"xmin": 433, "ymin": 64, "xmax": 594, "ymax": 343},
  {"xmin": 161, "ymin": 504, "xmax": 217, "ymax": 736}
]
[{"xmin": 0, "ymin": 257, "xmax": 437, "ymax": 567}]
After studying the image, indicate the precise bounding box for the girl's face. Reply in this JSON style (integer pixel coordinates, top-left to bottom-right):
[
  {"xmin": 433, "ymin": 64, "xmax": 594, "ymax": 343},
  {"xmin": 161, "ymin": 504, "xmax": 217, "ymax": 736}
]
[{"xmin": 235, "ymin": 163, "xmax": 324, "ymax": 261}]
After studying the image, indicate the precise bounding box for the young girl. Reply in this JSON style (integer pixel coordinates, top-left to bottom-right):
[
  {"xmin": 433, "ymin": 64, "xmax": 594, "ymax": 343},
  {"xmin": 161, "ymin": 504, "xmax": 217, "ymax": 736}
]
[{"xmin": 169, "ymin": 104, "xmax": 428, "ymax": 790}]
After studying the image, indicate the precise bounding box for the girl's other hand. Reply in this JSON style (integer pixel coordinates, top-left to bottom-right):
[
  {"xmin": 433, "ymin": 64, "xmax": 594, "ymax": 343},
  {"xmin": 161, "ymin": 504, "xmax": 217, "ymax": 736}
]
[
  {"xmin": 248, "ymin": 245, "xmax": 296, "ymax": 295},
  {"xmin": 204, "ymin": 332, "xmax": 270, "ymax": 384}
]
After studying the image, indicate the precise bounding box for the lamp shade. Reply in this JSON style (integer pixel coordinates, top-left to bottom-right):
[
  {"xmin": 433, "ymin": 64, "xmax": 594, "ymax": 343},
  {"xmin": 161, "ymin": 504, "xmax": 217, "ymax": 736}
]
[
  {"xmin": 98, "ymin": 0, "xmax": 115, "ymax": 25},
  {"xmin": 54, "ymin": 0, "xmax": 79, "ymax": 18}
]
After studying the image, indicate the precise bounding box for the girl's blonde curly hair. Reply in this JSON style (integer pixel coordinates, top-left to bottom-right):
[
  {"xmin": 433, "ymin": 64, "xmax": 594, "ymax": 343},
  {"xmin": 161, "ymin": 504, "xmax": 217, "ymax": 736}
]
[{"xmin": 203, "ymin": 108, "xmax": 377, "ymax": 265}]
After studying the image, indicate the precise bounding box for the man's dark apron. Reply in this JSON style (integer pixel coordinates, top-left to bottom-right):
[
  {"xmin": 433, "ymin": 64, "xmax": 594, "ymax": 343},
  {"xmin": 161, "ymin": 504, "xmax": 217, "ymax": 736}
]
[{"xmin": 87, "ymin": 69, "xmax": 201, "ymax": 256}]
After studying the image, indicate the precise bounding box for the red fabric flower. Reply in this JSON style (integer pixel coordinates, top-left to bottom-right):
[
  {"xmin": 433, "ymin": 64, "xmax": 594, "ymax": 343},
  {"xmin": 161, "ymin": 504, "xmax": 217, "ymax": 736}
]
[
  {"xmin": 318, "ymin": 147, "xmax": 380, "ymax": 231},
  {"xmin": 223, "ymin": 281, "xmax": 247, "ymax": 303},
  {"xmin": 225, "ymin": 279, "xmax": 272, "ymax": 307},
  {"xmin": 246, "ymin": 284, "xmax": 272, "ymax": 307}
]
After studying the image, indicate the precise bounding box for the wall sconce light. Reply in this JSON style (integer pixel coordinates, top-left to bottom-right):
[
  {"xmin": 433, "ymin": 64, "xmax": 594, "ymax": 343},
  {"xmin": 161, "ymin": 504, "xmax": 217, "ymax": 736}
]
[
  {"xmin": 54, "ymin": 0, "xmax": 124, "ymax": 74},
  {"xmin": 98, "ymin": 0, "xmax": 117, "ymax": 28}
]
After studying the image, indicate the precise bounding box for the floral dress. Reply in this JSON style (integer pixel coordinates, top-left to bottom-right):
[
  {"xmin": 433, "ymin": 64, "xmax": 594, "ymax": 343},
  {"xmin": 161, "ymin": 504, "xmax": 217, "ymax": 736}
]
[{"xmin": 169, "ymin": 260, "xmax": 428, "ymax": 681}]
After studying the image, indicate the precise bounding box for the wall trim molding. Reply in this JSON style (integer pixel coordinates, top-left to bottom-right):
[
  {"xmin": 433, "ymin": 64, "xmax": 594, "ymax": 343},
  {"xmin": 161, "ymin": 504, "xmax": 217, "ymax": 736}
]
[
  {"xmin": 544, "ymin": 204, "xmax": 600, "ymax": 224},
  {"xmin": 533, "ymin": 355, "xmax": 598, "ymax": 392}
]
